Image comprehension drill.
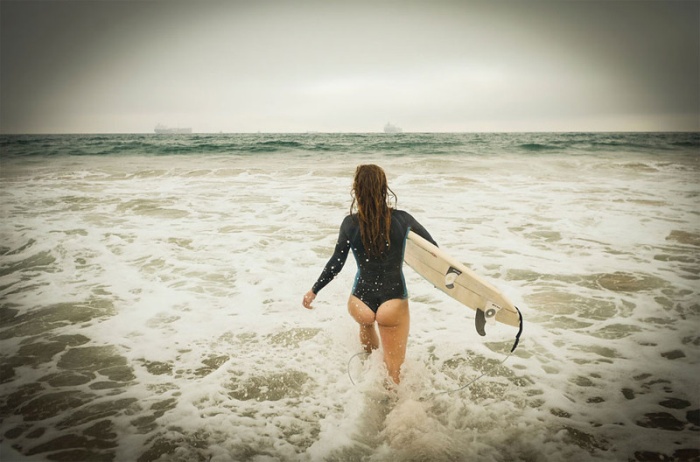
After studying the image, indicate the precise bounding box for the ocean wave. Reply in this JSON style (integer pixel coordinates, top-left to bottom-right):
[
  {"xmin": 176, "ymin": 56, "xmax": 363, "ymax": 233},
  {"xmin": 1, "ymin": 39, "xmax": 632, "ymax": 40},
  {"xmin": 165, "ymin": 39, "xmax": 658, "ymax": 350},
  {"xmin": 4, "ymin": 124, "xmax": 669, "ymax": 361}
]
[
  {"xmin": 518, "ymin": 142, "xmax": 560, "ymax": 151},
  {"xmin": 1, "ymin": 132, "xmax": 698, "ymax": 158}
]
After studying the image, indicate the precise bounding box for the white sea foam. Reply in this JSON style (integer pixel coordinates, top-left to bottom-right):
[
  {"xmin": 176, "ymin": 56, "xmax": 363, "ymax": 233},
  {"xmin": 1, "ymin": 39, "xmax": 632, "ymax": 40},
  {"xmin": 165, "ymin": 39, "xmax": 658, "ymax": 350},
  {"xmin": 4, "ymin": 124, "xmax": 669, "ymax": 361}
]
[{"xmin": 0, "ymin": 141, "xmax": 698, "ymax": 461}]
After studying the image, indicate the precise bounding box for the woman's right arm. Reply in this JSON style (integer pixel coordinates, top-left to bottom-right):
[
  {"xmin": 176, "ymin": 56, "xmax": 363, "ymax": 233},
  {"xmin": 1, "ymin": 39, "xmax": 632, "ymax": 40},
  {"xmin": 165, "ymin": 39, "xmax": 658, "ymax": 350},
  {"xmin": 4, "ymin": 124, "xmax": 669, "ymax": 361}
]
[
  {"xmin": 303, "ymin": 217, "xmax": 352, "ymax": 307},
  {"xmin": 302, "ymin": 290, "xmax": 316, "ymax": 309}
]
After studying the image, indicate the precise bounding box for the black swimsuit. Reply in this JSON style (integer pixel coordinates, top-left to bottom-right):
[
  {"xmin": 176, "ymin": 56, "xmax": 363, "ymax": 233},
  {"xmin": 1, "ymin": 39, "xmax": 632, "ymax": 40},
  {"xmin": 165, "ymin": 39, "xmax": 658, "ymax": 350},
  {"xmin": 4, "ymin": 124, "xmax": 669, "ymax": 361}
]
[{"xmin": 312, "ymin": 209, "xmax": 437, "ymax": 312}]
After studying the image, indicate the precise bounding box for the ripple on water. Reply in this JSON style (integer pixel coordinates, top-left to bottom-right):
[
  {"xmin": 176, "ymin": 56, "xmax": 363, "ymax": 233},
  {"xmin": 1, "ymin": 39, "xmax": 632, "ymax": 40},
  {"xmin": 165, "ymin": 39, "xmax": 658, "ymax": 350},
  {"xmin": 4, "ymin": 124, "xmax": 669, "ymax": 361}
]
[
  {"xmin": 666, "ymin": 230, "xmax": 700, "ymax": 247},
  {"xmin": 0, "ymin": 250, "xmax": 56, "ymax": 278},
  {"xmin": 1, "ymin": 332, "xmax": 142, "ymax": 461},
  {"xmin": 267, "ymin": 327, "xmax": 321, "ymax": 347},
  {"xmin": 594, "ymin": 272, "xmax": 669, "ymax": 292},
  {"xmin": 228, "ymin": 369, "xmax": 312, "ymax": 402},
  {"xmin": 116, "ymin": 199, "xmax": 189, "ymax": 219},
  {"xmin": 525, "ymin": 290, "xmax": 620, "ymax": 320},
  {"xmin": 0, "ymin": 299, "xmax": 115, "ymax": 340},
  {"xmin": 588, "ymin": 323, "xmax": 642, "ymax": 339}
]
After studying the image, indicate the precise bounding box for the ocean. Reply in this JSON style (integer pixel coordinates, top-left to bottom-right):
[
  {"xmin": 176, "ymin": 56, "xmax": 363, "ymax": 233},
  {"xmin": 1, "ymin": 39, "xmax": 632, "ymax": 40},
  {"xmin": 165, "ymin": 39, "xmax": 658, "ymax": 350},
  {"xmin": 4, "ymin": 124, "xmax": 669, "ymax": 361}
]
[{"xmin": 0, "ymin": 132, "xmax": 698, "ymax": 462}]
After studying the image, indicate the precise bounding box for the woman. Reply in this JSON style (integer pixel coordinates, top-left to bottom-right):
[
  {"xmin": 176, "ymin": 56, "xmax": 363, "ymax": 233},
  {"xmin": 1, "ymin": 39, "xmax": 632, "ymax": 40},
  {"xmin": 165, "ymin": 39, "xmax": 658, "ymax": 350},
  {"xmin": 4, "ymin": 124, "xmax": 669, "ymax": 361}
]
[{"xmin": 302, "ymin": 164, "xmax": 437, "ymax": 384}]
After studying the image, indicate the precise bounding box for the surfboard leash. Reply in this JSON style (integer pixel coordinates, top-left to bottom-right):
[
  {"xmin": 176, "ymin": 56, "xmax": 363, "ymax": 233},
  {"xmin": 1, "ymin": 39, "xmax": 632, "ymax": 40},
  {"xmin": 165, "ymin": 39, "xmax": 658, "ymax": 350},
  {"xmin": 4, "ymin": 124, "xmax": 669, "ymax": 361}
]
[
  {"xmin": 423, "ymin": 306, "xmax": 523, "ymax": 400},
  {"xmin": 347, "ymin": 351, "xmax": 371, "ymax": 386},
  {"xmin": 347, "ymin": 306, "xmax": 524, "ymax": 399},
  {"xmin": 510, "ymin": 305, "xmax": 524, "ymax": 353}
]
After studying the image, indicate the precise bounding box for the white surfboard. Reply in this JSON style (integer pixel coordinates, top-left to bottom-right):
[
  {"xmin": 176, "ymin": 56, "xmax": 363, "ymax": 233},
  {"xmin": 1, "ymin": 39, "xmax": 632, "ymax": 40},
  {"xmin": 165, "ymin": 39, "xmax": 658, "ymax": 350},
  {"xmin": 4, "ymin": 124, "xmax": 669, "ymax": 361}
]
[{"xmin": 404, "ymin": 231, "xmax": 522, "ymax": 336}]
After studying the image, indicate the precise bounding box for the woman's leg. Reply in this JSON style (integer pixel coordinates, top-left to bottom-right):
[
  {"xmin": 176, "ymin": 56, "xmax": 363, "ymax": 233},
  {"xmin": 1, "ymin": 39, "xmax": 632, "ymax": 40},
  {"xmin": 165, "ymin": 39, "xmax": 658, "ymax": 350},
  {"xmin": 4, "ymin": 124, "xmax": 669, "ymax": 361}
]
[
  {"xmin": 348, "ymin": 295, "xmax": 379, "ymax": 353},
  {"xmin": 375, "ymin": 298, "xmax": 410, "ymax": 384}
]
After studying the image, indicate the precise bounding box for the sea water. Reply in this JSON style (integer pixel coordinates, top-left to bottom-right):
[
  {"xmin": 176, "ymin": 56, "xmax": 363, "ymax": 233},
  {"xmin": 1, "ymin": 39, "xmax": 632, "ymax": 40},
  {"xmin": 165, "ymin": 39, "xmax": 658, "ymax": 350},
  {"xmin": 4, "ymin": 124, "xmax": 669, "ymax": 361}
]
[{"xmin": 0, "ymin": 132, "xmax": 698, "ymax": 462}]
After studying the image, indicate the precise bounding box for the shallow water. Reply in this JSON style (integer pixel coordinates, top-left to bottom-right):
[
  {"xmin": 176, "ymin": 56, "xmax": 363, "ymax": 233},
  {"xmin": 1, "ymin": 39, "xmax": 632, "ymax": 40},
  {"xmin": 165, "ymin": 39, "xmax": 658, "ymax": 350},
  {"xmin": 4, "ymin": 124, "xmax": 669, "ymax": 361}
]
[{"xmin": 1, "ymin": 133, "xmax": 699, "ymax": 461}]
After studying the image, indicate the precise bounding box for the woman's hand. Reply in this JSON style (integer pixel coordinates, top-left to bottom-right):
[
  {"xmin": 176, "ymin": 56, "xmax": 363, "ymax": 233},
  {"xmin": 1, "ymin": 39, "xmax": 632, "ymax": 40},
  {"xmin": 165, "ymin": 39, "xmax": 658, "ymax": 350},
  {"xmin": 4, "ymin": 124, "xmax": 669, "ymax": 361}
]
[{"xmin": 302, "ymin": 290, "xmax": 316, "ymax": 309}]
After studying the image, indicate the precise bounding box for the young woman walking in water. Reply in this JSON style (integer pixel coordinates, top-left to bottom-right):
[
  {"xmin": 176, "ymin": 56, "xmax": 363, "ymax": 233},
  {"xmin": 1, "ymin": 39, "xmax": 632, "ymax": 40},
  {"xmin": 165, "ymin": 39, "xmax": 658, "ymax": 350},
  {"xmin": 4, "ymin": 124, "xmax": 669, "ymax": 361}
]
[{"xmin": 302, "ymin": 164, "xmax": 437, "ymax": 384}]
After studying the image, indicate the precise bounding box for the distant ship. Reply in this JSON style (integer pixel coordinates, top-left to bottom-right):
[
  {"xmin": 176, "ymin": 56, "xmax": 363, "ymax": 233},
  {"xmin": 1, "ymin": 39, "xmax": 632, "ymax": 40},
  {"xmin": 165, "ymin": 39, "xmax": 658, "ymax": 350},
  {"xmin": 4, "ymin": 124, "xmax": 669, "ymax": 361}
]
[
  {"xmin": 384, "ymin": 122, "xmax": 402, "ymax": 134},
  {"xmin": 154, "ymin": 124, "xmax": 192, "ymax": 134}
]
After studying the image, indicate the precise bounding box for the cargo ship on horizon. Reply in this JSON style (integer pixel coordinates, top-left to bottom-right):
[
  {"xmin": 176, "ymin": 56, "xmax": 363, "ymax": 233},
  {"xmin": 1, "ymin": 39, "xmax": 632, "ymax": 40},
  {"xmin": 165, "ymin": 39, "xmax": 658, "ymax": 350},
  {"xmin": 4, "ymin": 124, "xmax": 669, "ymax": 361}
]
[
  {"xmin": 384, "ymin": 122, "xmax": 402, "ymax": 134},
  {"xmin": 154, "ymin": 124, "xmax": 192, "ymax": 134}
]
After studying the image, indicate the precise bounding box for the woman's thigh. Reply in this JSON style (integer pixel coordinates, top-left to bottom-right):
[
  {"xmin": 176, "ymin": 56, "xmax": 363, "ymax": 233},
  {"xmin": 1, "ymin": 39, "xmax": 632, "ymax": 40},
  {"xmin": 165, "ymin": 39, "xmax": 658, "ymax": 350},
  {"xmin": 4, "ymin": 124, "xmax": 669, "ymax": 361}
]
[{"xmin": 347, "ymin": 295, "xmax": 377, "ymax": 325}]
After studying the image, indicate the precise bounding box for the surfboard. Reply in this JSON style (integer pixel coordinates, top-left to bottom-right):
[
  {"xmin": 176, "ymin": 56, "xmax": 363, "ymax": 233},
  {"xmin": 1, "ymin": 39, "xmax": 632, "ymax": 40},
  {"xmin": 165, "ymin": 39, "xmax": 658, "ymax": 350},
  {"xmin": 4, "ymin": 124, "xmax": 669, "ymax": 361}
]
[{"xmin": 403, "ymin": 231, "xmax": 521, "ymax": 336}]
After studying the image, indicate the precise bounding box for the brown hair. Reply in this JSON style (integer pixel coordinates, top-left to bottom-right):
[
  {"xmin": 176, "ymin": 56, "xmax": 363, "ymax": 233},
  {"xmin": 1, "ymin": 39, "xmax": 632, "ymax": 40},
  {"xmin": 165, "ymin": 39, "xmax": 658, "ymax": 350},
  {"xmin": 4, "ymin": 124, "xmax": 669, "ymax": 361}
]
[{"xmin": 350, "ymin": 164, "xmax": 397, "ymax": 257}]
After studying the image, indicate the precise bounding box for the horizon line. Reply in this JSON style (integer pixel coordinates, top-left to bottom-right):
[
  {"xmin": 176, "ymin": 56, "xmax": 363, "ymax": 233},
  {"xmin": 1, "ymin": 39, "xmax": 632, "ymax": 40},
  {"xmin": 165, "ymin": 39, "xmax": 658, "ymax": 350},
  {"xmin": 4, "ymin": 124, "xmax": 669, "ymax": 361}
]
[{"xmin": 2, "ymin": 130, "xmax": 699, "ymax": 136}]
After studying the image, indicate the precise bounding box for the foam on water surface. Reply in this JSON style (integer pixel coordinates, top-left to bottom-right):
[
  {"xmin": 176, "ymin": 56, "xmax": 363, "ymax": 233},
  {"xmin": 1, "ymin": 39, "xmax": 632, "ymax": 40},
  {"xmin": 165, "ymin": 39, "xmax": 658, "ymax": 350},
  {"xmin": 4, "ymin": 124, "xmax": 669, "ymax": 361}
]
[{"xmin": 1, "ymin": 134, "xmax": 699, "ymax": 461}]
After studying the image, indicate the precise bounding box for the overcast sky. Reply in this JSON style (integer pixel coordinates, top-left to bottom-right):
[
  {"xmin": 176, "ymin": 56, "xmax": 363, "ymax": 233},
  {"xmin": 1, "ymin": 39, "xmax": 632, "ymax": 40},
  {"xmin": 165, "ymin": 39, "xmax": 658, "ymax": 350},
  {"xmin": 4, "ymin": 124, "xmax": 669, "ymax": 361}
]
[{"xmin": 1, "ymin": 0, "xmax": 698, "ymax": 134}]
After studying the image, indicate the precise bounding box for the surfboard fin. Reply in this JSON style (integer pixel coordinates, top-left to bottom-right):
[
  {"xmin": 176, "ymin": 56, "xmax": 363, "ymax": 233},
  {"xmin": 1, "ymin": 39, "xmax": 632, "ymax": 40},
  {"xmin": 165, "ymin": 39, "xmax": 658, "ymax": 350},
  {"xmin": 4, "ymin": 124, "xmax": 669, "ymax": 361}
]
[{"xmin": 475, "ymin": 308, "xmax": 487, "ymax": 336}]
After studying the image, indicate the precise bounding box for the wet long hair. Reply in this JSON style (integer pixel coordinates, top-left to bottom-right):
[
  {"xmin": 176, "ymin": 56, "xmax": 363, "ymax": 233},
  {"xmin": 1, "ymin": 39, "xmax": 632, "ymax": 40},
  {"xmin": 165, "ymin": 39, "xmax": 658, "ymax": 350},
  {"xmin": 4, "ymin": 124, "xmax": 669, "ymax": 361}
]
[{"xmin": 350, "ymin": 165, "xmax": 397, "ymax": 258}]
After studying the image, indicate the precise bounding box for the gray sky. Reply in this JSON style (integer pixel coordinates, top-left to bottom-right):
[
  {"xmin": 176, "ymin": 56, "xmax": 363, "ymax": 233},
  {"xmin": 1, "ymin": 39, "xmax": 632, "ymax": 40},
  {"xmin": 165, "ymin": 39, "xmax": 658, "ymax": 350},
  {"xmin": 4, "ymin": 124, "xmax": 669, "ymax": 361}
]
[{"xmin": 1, "ymin": 0, "xmax": 698, "ymax": 134}]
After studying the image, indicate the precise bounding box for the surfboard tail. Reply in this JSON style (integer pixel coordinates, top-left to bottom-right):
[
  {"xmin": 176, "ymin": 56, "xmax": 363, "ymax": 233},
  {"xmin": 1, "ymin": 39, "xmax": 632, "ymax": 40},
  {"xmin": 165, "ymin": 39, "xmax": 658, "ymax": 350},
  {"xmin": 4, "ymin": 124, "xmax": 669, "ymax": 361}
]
[{"xmin": 475, "ymin": 305, "xmax": 523, "ymax": 354}]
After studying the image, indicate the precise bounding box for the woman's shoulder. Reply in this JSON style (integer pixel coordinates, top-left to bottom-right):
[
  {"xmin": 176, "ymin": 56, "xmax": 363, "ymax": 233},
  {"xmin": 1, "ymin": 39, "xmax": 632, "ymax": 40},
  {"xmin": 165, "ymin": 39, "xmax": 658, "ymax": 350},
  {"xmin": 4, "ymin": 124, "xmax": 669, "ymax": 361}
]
[
  {"xmin": 391, "ymin": 209, "xmax": 412, "ymax": 219},
  {"xmin": 341, "ymin": 213, "xmax": 358, "ymax": 226},
  {"xmin": 339, "ymin": 214, "xmax": 359, "ymax": 235},
  {"xmin": 391, "ymin": 209, "xmax": 417, "ymax": 225}
]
